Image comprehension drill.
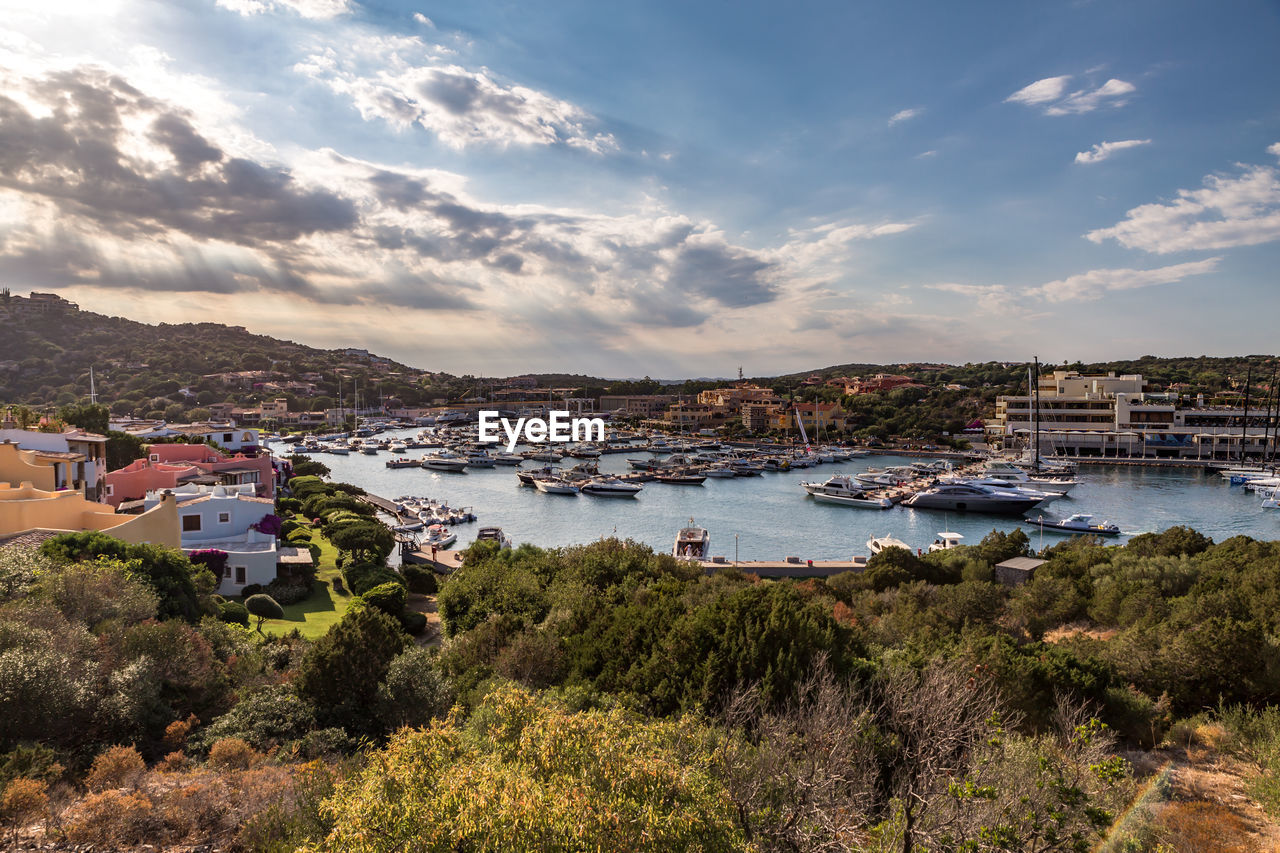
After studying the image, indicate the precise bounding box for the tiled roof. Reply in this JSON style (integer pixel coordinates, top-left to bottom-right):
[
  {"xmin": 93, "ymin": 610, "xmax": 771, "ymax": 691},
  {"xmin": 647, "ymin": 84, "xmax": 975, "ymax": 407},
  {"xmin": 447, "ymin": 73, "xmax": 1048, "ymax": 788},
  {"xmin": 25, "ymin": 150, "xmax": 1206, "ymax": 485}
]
[{"xmin": 0, "ymin": 529, "xmax": 64, "ymax": 548}]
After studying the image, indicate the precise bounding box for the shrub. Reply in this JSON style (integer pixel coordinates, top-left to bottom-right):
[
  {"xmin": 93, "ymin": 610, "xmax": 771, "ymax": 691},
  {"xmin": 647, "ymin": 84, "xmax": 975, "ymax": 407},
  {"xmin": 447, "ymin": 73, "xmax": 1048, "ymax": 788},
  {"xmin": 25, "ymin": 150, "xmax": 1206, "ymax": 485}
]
[
  {"xmin": 219, "ymin": 600, "xmax": 250, "ymax": 627},
  {"xmin": 198, "ymin": 685, "xmax": 317, "ymax": 753},
  {"xmin": 402, "ymin": 564, "xmax": 438, "ymax": 595},
  {"xmin": 162, "ymin": 714, "xmax": 199, "ymax": 751},
  {"xmin": 281, "ymin": 519, "xmax": 303, "ymax": 538},
  {"xmin": 245, "ymin": 594, "xmax": 284, "ymax": 633},
  {"xmin": 343, "ymin": 563, "xmax": 402, "ymax": 597},
  {"xmin": 264, "ymin": 579, "xmax": 312, "ymax": 606},
  {"xmin": 0, "ymin": 743, "xmax": 65, "ymax": 790},
  {"xmin": 296, "ymin": 606, "xmax": 406, "ymax": 735},
  {"xmin": 400, "ymin": 611, "xmax": 428, "ymax": 635},
  {"xmin": 207, "ymin": 737, "xmax": 257, "ymax": 771},
  {"xmin": 65, "ymin": 789, "xmax": 154, "ymax": 845},
  {"xmin": 360, "ymin": 582, "xmax": 407, "ymax": 617},
  {"xmin": 1, "ymin": 777, "xmax": 47, "ymax": 825},
  {"xmin": 276, "ymin": 497, "xmax": 302, "ymax": 514},
  {"xmin": 85, "ymin": 745, "xmax": 145, "ymax": 792},
  {"xmin": 240, "ymin": 583, "xmax": 264, "ymax": 597}
]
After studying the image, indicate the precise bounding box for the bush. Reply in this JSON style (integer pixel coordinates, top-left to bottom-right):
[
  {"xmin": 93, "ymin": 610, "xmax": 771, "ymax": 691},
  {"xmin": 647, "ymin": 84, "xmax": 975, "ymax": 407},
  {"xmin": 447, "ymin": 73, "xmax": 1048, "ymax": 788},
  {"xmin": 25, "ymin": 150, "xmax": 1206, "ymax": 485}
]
[
  {"xmin": 400, "ymin": 611, "xmax": 428, "ymax": 635},
  {"xmin": 1, "ymin": 777, "xmax": 48, "ymax": 825},
  {"xmin": 0, "ymin": 743, "xmax": 65, "ymax": 790},
  {"xmin": 361, "ymin": 582, "xmax": 407, "ymax": 617},
  {"xmin": 198, "ymin": 685, "xmax": 317, "ymax": 753},
  {"xmin": 276, "ymin": 497, "xmax": 302, "ymax": 514},
  {"xmin": 343, "ymin": 563, "xmax": 403, "ymax": 597},
  {"xmin": 264, "ymin": 579, "xmax": 312, "ymax": 606},
  {"xmin": 65, "ymin": 789, "xmax": 154, "ymax": 845},
  {"xmin": 402, "ymin": 564, "xmax": 438, "ymax": 595},
  {"xmin": 85, "ymin": 745, "xmax": 145, "ymax": 792},
  {"xmin": 219, "ymin": 600, "xmax": 250, "ymax": 627},
  {"xmin": 245, "ymin": 594, "xmax": 284, "ymax": 633},
  {"xmin": 207, "ymin": 737, "xmax": 257, "ymax": 771},
  {"xmin": 240, "ymin": 583, "xmax": 264, "ymax": 597}
]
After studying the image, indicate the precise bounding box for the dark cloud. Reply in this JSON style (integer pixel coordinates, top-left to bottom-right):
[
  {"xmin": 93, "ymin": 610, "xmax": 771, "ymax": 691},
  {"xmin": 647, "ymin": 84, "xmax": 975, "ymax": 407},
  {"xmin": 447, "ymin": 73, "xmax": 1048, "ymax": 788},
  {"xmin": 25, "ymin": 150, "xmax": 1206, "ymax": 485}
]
[{"xmin": 666, "ymin": 243, "xmax": 778, "ymax": 308}]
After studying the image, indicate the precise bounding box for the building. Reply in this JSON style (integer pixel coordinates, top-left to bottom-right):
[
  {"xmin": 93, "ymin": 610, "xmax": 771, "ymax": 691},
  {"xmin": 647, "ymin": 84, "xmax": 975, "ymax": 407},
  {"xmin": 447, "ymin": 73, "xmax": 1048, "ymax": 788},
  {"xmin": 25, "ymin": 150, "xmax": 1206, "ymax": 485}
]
[
  {"xmin": 0, "ymin": 290, "xmax": 79, "ymax": 314},
  {"xmin": 0, "ymin": 442, "xmax": 179, "ymax": 547},
  {"xmin": 599, "ymin": 395, "xmax": 682, "ymax": 418},
  {"xmin": 988, "ymin": 370, "xmax": 1279, "ymax": 460},
  {"xmin": 741, "ymin": 402, "xmax": 782, "ymax": 433},
  {"xmin": 0, "ymin": 425, "xmax": 109, "ymax": 502},
  {"xmin": 995, "ymin": 557, "xmax": 1046, "ymax": 587},
  {"xmin": 696, "ymin": 385, "xmax": 780, "ymax": 412},
  {"xmin": 104, "ymin": 442, "xmax": 275, "ymax": 506},
  {"xmin": 110, "ymin": 421, "xmax": 262, "ymax": 454},
  {"xmin": 661, "ymin": 403, "xmax": 726, "ymax": 429},
  {"xmin": 844, "ymin": 374, "xmax": 924, "ymax": 395},
  {"xmin": 143, "ymin": 484, "xmax": 279, "ymax": 596},
  {"xmin": 767, "ymin": 402, "xmax": 849, "ymax": 434}
]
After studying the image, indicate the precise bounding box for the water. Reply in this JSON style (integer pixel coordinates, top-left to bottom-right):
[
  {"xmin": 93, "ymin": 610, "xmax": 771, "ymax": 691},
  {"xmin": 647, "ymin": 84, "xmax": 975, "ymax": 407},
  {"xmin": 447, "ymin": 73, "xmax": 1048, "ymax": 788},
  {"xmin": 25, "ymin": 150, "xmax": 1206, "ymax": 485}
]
[{"xmin": 295, "ymin": 431, "xmax": 1279, "ymax": 561}]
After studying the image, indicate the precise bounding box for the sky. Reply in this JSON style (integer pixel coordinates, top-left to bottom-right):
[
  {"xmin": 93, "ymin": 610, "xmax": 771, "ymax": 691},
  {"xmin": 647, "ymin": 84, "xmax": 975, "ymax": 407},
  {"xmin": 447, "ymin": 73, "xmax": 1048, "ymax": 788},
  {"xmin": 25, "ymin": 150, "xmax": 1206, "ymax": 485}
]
[{"xmin": 1, "ymin": 0, "xmax": 1278, "ymax": 378}]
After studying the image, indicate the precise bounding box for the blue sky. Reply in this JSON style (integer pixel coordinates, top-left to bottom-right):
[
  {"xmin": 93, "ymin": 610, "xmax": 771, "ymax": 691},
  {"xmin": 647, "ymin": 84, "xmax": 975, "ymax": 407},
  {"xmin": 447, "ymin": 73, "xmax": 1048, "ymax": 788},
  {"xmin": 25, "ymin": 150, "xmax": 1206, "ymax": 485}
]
[{"xmin": 1, "ymin": 0, "xmax": 1278, "ymax": 376}]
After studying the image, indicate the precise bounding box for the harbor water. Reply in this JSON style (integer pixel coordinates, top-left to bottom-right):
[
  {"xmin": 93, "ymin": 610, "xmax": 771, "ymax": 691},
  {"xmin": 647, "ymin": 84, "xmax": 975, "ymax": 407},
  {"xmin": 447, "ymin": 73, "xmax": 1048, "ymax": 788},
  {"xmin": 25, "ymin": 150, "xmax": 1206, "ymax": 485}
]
[{"xmin": 297, "ymin": 432, "xmax": 1279, "ymax": 562}]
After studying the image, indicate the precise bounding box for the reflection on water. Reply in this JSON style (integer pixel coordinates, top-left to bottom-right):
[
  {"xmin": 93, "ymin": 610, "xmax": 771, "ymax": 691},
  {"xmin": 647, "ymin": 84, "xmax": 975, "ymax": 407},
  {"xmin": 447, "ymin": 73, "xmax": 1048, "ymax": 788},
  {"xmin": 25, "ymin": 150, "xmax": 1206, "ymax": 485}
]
[{"xmin": 300, "ymin": 431, "xmax": 1278, "ymax": 561}]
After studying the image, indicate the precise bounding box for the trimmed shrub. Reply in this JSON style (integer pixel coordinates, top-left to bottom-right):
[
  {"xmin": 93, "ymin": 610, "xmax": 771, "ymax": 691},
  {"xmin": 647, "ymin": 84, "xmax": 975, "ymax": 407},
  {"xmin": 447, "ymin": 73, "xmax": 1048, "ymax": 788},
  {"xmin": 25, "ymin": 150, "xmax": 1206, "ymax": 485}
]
[
  {"xmin": 400, "ymin": 611, "xmax": 428, "ymax": 635},
  {"xmin": 343, "ymin": 563, "xmax": 403, "ymax": 597},
  {"xmin": 245, "ymin": 594, "xmax": 284, "ymax": 633},
  {"xmin": 361, "ymin": 581, "xmax": 407, "ymax": 617},
  {"xmin": 276, "ymin": 497, "xmax": 302, "ymax": 514},
  {"xmin": 264, "ymin": 579, "xmax": 312, "ymax": 606},
  {"xmin": 403, "ymin": 564, "xmax": 438, "ymax": 595},
  {"xmin": 219, "ymin": 600, "xmax": 250, "ymax": 627},
  {"xmin": 240, "ymin": 583, "xmax": 264, "ymax": 597}
]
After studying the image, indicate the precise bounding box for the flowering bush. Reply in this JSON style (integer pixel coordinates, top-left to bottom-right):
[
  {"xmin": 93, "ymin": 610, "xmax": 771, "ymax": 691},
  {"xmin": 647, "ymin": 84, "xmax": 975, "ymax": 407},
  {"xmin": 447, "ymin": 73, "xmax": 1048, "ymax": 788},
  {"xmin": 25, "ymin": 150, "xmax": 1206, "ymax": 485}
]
[
  {"xmin": 251, "ymin": 514, "xmax": 283, "ymax": 537},
  {"xmin": 187, "ymin": 549, "xmax": 228, "ymax": 578}
]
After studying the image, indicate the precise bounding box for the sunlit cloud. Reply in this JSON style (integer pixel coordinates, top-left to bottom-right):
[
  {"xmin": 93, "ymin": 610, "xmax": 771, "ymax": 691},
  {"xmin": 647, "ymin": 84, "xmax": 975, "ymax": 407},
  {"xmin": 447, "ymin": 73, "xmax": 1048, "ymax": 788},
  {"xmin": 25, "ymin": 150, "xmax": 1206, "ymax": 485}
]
[{"xmin": 1075, "ymin": 138, "xmax": 1151, "ymax": 165}]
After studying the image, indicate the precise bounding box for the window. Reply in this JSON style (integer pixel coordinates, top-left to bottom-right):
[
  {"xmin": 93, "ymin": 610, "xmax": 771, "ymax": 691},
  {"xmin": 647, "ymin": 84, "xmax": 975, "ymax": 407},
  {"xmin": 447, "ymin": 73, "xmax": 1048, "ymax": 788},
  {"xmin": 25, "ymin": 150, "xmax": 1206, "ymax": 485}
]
[
  {"xmin": 218, "ymin": 512, "xmax": 231, "ymax": 524},
  {"xmin": 181, "ymin": 515, "xmax": 202, "ymax": 532},
  {"xmin": 223, "ymin": 433, "xmax": 234, "ymax": 442},
  {"xmin": 105, "ymin": 484, "xmax": 114, "ymax": 497},
  {"xmin": 235, "ymin": 566, "xmax": 246, "ymax": 584}
]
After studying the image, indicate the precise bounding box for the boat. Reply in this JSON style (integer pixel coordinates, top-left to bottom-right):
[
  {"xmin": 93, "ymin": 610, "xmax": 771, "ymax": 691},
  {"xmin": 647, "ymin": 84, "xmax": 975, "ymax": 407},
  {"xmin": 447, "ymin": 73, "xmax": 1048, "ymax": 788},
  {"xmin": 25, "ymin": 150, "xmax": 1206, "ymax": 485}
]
[
  {"xmin": 800, "ymin": 475, "xmax": 892, "ymax": 509},
  {"xmin": 979, "ymin": 462, "xmax": 1077, "ymax": 494},
  {"xmin": 475, "ymin": 527, "xmax": 513, "ymax": 548},
  {"xmin": 1025, "ymin": 514, "xmax": 1121, "ymax": 537},
  {"xmin": 903, "ymin": 483, "xmax": 1045, "ymax": 515},
  {"xmin": 528, "ymin": 449, "xmax": 564, "ymax": 462},
  {"xmin": 388, "ymin": 441, "xmax": 408, "ymax": 453},
  {"xmin": 927, "ymin": 531, "xmax": 964, "ymax": 552},
  {"xmin": 392, "ymin": 519, "xmax": 425, "ymax": 533},
  {"xmin": 385, "ymin": 457, "xmax": 421, "ymax": 469},
  {"xmin": 465, "ymin": 450, "xmax": 496, "ymax": 468},
  {"xmin": 867, "ymin": 534, "xmax": 911, "ymax": 556},
  {"xmin": 580, "ymin": 477, "xmax": 643, "ymax": 497},
  {"xmin": 655, "ymin": 472, "xmax": 706, "ymax": 485},
  {"xmin": 423, "ymin": 524, "xmax": 457, "ymax": 549},
  {"xmin": 421, "ymin": 452, "xmax": 468, "ymax": 472},
  {"xmin": 674, "ymin": 519, "xmax": 710, "ymax": 560},
  {"xmin": 360, "ymin": 444, "xmax": 380, "ymax": 455},
  {"xmin": 534, "ymin": 478, "xmax": 580, "ymax": 495},
  {"xmin": 493, "ymin": 452, "xmax": 525, "ymax": 465},
  {"xmin": 702, "ymin": 465, "xmax": 738, "ymax": 478}
]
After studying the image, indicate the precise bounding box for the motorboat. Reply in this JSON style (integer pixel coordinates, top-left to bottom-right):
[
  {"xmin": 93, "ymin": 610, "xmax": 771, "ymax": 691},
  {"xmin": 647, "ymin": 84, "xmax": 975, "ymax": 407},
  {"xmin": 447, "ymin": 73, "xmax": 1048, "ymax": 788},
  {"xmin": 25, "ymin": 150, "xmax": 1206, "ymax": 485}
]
[
  {"xmin": 422, "ymin": 452, "xmax": 468, "ymax": 472},
  {"xmin": 674, "ymin": 519, "xmax": 710, "ymax": 560},
  {"xmin": 655, "ymin": 472, "xmax": 706, "ymax": 485},
  {"xmin": 528, "ymin": 449, "xmax": 564, "ymax": 462},
  {"xmin": 423, "ymin": 524, "xmax": 457, "ymax": 549},
  {"xmin": 493, "ymin": 452, "xmax": 525, "ymax": 465},
  {"xmin": 703, "ymin": 465, "xmax": 738, "ymax": 478},
  {"xmin": 388, "ymin": 441, "xmax": 408, "ymax": 453},
  {"xmin": 1025, "ymin": 514, "xmax": 1120, "ymax": 537},
  {"xmin": 475, "ymin": 527, "xmax": 513, "ymax": 548},
  {"xmin": 946, "ymin": 477, "xmax": 1065, "ymax": 504},
  {"xmin": 867, "ymin": 534, "xmax": 911, "ymax": 556},
  {"xmin": 903, "ymin": 482, "xmax": 1045, "ymax": 516},
  {"xmin": 392, "ymin": 519, "xmax": 425, "ymax": 533},
  {"xmin": 385, "ymin": 457, "xmax": 420, "ymax": 469},
  {"xmin": 928, "ymin": 531, "xmax": 964, "ymax": 553},
  {"xmin": 534, "ymin": 478, "xmax": 580, "ymax": 495},
  {"xmin": 982, "ymin": 461, "xmax": 1077, "ymax": 493},
  {"xmin": 516, "ymin": 465, "xmax": 559, "ymax": 486},
  {"xmin": 800, "ymin": 475, "xmax": 892, "ymax": 509},
  {"xmin": 465, "ymin": 450, "xmax": 496, "ymax": 468},
  {"xmin": 581, "ymin": 477, "xmax": 643, "ymax": 497}
]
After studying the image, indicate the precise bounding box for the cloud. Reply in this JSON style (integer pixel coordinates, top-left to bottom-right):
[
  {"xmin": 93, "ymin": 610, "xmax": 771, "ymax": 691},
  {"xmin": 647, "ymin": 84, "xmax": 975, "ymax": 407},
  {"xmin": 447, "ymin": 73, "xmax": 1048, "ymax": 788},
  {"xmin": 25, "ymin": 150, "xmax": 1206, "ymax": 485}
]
[
  {"xmin": 1007, "ymin": 74, "xmax": 1135, "ymax": 115},
  {"xmin": 1030, "ymin": 258, "xmax": 1220, "ymax": 302},
  {"xmin": 216, "ymin": 0, "xmax": 351, "ymax": 19},
  {"xmin": 1075, "ymin": 138, "xmax": 1151, "ymax": 165},
  {"xmin": 413, "ymin": 13, "xmax": 434, "ymax": 27},
  {"xmin": 888, "ymin": 107, "xmax": 921, "ymax": 126},
  {"xmin": 1006, "ymin": 75, "xmax": 1071, "ymax": 106},
  {"xmin": 1086, "ymin": 144, "xmax": 1280, "ymax": 253},
  {"xmin": 295, "ymin": 38, "xmax": 618, "ymax": 152},
  {"xmin": 927, "ymin": 282, "xmax": 1012, "ymax": 313}
]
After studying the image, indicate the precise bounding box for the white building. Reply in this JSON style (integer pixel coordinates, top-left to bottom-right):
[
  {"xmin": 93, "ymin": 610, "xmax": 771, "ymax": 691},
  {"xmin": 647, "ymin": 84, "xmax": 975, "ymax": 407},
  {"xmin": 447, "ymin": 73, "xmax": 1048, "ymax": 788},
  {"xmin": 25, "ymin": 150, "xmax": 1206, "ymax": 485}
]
[
  {"xmin": 144, "ymin": 483, "xmax": 279, "ymax": 596},
  {"xmin": 0, "ymin": 425, "xmax": 109, "ymax": 502},
  {"xmin": 109, "ymin": 420, "xmax": 262, "ymax": 453}
]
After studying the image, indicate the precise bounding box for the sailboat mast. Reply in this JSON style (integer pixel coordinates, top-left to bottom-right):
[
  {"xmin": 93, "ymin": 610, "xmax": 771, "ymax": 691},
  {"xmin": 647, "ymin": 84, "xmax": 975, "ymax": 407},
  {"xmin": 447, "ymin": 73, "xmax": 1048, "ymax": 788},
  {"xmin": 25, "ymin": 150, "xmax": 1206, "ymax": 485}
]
[
  {"xmin": 1240, "ymin": 363, "xmax": 1253, "ymax": 464},
  {"xmin": 1265, "ymin": 365, "xmax": 1279, "ymax": 465},
  {"xmin": 1030, "ymin": 357, "xmax": 1041, "ymax": 469}
]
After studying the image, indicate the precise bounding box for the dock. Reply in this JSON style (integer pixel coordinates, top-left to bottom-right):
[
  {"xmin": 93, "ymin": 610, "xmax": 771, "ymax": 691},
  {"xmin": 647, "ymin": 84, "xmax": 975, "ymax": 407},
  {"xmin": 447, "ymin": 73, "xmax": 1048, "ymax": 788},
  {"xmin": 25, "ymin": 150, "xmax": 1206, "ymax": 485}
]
[
  {"xmin": 701, "ymin": 557, "xmax": 868, "ymax": 578},
  {"xmin": 401, "ymin": 546, "xmax": 465, "ymax": 573}
]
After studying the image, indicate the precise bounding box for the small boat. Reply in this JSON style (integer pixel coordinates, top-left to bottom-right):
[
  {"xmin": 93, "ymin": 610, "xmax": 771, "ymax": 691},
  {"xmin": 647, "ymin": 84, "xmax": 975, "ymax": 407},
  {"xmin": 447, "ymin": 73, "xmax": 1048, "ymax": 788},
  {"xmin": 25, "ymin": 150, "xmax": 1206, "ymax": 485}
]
[
  {"xmin": 393, "ymin": 519, "xmax": 425, "ymax": 533},
  {"xmin": 388, "ymin": 442, "xmax": 408, "ymax": 453},
  {"xmin": 674, "ymin": 519, "xmax": 710, "ymax": 560},
  {"xmin": 534, "ymin": 478, "xmax": 580, "ymax": 495},
  {"xmin": 927, "ymin": 531, "xmax": 964, "ymax": 553},
  {"xmin": 528, "ymin": 449, "xmax": 564, "ymax": 462},
  {"xmin": 703, "ymin": 465, "xmax": 738, "ymax": 478},
  {"xmin": 656, "ymin": 472, "xmax": 706, "ymax": 485},
  {"xmin": 465, "ymin": 450, "xmax": 496, "ymax": 468},
  {"xmin": 867, "ymin": 535, "xmax": 911, "ymax": 556},
  {"xmin": 423, "ymin": 524, "xmax": 457, "ymax": 549},
  {"xmin": 361, "ymin": 445, "xmax": 380, "ymax": 455},
  {"xmin": 493, "ymin": 452, "xmax": 525, "ymax": 465},
  {"xmin": 1025, "ymin": 514, "xmax": 1120, "ymax": 537},
  {"xmin": 475, "ymin": 527, "xmax": 513, "ymax": 548},
  {"xmin": 385, "ymin": 457, "xmax": 420, "ymax": 469},
  {"xmin": 581, "ymin": 477, "xmax": 643, "ymax": 497},
  {"xmin": 801, "ymin": 475, "xmax": 893, "ymax": 509}
]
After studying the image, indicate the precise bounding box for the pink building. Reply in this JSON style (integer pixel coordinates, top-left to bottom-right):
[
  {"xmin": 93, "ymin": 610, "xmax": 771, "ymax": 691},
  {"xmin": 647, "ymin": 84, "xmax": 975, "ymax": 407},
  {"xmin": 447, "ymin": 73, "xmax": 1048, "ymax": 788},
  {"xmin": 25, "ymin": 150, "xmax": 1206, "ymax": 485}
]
[{"xmin": 104, "ymin": 444, "xmax": 276, "ymax": 507}]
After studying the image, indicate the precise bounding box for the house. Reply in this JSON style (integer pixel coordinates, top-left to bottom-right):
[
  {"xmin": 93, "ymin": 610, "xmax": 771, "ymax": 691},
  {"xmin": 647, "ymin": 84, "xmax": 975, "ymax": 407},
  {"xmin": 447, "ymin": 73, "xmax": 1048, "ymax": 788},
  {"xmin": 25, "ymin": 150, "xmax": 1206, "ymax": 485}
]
[
  {"xmin": 143, "ymin": 484, "xmax": 280, "ymax": 596},
  {"xmin": 0, "ymin": 442, "xmax": 179, "ymax": 546},
  {"xmin": 0, "ymin": 424, "xmax": 109, "ymax": 502},
  {"xmin": 104, "ymin": 443, "xmax": 275, "ymax": 506}
]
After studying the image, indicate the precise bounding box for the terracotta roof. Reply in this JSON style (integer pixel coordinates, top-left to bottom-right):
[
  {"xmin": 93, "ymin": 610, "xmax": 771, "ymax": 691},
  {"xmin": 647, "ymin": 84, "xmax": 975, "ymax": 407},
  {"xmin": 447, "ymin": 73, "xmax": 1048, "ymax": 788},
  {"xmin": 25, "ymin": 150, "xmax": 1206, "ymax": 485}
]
[
  {"xmin": 33, "ymin": 450, "xmax": 84, "ymax": 460},
  {"xmin": 0, "ymin": 529, "xmax": 64, "ymax": 548}
]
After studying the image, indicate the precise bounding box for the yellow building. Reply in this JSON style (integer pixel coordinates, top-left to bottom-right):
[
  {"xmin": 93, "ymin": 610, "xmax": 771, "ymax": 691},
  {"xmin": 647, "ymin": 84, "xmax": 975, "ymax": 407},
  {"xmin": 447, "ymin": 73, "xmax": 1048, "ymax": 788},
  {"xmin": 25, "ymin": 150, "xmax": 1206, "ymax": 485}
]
[
  {"xmin": 767, "ymin": 402, "xmax": 849, "ymax": 434},
  {"xmin": 0, "ymin": 443, "xmax": 179, "ymax": 547}
]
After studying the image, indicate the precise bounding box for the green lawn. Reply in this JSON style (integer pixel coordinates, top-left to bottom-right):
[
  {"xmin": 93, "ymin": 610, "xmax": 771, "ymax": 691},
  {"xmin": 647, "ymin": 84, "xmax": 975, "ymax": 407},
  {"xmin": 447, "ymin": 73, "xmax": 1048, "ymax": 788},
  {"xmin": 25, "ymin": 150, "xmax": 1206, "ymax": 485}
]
[{"xmin": 262, "ymin": 517, "xmax": 354, "ymax": 640}]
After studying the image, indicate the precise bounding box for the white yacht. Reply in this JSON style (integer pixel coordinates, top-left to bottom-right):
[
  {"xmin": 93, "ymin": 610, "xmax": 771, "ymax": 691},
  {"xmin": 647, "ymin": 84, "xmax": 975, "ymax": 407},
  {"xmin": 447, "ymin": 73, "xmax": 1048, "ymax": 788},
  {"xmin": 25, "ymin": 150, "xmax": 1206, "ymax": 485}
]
[
  {"xmin": 423, "ymin": 524, "xmax": 457, "ymax": 549},
  {"xmin": 867, "ymin": 534, "xmax": 911, "ymax": 555},
  {"xmin": 1025, "ymin": 513, "xmax": 1121, "ymax": 537},
  {"xmin": 903, "ymin": 482, "xmax": 1045, "ymax": 516},
  {"xmin": 475, "ymin": 527, "xmax": 513, "ymax": 548},
  {"xmin": 465, "ymin": 450, "xmax": 496, "ymax": 468},
  {"xmin": 421, "ymin": 451, "xmax": 468, "ymax": 472},
  {"xmin": 493, "ymin": 452, "xmax": 525, "ymax": 465},
  {"xmin": 674, "ymin": 519, "xmax": 710, "ymax": 560},
  {"xmin": 534, "ymin": 478, "xmax": 580, "ymax": 495},
  {"xmin": 703, "ymin": 465, "xmax": 738, "ymax": 478},
  {"xmin": 982, "ymin": 461, "xmax": 1077, "ymax": 493},
  {"xmin": 800, "ymin": 475, "xmax": 893, "ymax": 509},
  {"xmin": 928, "ymin": 531, "xmax": 964, "ymax": 553},
  {"xmin": 580, "ymin": 477, "xmax": 643, "ymax": 497}
]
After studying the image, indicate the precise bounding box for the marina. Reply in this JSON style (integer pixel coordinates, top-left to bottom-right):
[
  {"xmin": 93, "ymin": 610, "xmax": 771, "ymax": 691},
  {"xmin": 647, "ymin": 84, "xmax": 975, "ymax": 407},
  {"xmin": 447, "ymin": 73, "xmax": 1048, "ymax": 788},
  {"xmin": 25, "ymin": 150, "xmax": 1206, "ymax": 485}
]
[{"xmin": 280, "ymin": 428, "xmax": 1280, "ymax": 565}]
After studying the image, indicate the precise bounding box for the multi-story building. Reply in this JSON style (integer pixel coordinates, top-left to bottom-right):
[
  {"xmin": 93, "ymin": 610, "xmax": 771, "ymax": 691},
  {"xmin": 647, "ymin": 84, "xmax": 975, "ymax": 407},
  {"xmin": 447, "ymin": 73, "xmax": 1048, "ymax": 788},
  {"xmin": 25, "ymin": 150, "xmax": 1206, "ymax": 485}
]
[
  {"xmin": 0, "ymin": 290, "xmax": 79, "ymax": 314},
  {"xmin": 741, "ymin": 402, "xmax": 782, "ymax": 433},
  {"xmin": 599, "ymin": 395, "xmax": 683, "ymax": 418},
  {"xmin": 989, "ymin": 370, "xmax": 1278, "ymax": 459},
  {"xmin": 696, "ymin": 385, "xmax": 780, "ymax": 411},
  {"xmin": 104, "ymin": 442, "xmax": 275, "ymax": 507},
  {"xmin": 0, "ymin": 424, "xmax": 109, "ymax": 501},
  {"xmin": 766, "ymin": 402, "xmax": 849, "ymax": 435}
]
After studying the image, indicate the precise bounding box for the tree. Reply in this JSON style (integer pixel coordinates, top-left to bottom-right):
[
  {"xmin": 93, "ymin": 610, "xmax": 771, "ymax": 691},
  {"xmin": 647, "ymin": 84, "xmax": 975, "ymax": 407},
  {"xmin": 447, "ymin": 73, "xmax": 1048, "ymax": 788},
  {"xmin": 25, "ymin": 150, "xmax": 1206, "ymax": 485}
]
[
  {"xmin": 360, "ymin": 581, "xmax": 406, "ymax": 618},
  {"xmin": 327, "ymin": 521, "xmax": 394, "ymax": 565},
  {"xmin": 244, "ymin": 594, "xmax": 283, "ymax": 634},
  {"xmin": 106, "ymin": 431, "xmax": 147, "ymax": 471},
  {"xmin": 296, "ymin": 605, "xmax": 406, "ymax": 734},
  {"xmin": 58, "ymin": 402, "xmax": 109, "ymax": 434}
]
